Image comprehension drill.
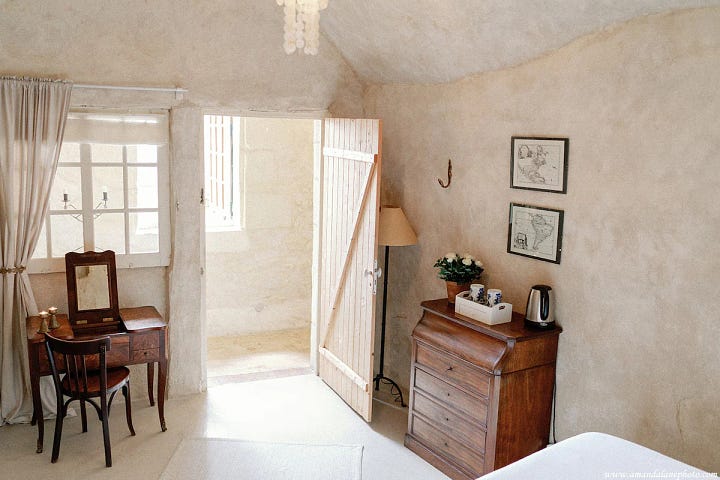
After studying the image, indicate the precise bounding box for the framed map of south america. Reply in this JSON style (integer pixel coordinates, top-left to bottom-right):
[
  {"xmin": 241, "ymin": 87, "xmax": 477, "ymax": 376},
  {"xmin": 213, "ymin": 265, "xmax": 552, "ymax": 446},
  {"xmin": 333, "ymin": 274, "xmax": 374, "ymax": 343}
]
[{"xmin": 507, "ymin": 203, "xmax": 564, "ymax": 263}]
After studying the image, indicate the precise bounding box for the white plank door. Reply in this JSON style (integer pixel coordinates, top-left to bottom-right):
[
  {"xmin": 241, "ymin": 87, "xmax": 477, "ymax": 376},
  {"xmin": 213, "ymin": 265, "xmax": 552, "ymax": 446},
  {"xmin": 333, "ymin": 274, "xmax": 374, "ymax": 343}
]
[{"xmin": 316, "ymin": 118, "xmax": 381, "ymax": 421}]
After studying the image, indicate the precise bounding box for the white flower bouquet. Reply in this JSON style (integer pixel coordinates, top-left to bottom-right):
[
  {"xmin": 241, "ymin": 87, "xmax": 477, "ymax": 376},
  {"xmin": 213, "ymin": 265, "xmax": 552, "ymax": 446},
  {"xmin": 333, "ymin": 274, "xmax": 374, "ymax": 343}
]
[{"xmin": 433, "ymin": 252, "xmax": 484, "ymax": 284}]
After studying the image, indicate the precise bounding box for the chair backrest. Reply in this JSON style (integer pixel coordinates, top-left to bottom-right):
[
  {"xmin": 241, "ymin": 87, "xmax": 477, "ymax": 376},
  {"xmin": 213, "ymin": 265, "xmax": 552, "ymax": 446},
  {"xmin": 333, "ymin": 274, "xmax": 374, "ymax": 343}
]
[{"xmin": 44, "ymin": 333, "xmax": 112, "ymax": 398}]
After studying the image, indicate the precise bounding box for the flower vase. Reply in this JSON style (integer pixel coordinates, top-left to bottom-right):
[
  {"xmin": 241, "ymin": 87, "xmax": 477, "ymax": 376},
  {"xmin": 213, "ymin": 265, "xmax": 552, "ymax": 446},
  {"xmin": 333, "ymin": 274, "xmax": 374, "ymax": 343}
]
[{"xmin": 445, "ymin": 281, "xmax": 470, "ymax": 304}]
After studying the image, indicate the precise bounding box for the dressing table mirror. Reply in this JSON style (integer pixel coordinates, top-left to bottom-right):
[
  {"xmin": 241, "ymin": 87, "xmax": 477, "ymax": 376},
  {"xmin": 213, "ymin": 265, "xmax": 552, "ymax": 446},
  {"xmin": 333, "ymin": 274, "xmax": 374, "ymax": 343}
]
[{"xmin": 65, "ymin": 250, "xmax": 121, "ymax": 333}]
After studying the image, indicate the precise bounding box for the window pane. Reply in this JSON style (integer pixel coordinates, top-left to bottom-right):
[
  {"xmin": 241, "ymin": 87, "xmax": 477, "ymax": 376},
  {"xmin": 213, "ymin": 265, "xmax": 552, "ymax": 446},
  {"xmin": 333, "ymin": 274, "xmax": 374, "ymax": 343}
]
[
  {"xmin": 92, "ymin": 166, "xmax": 124, "ymax": 209},
  {"xmin": 58, "ymin": 142, "xmax": 80, "ymax": 163},
  {"xmin": 129, "ymin": 212, "xmax": 159, "ymax": 253},
  {"xmin": 128, "ymin": 166, "xmax": 158, "ymax": 208},
  {"xmin": 50, "ymin": 166, "xmax": 82, "ymax": 211},
  {"xmin": 50, "ymin": 214, "xmax": 84, "ymax": 256},
  {"xmin": 127, "ymin": 144, "xmax": 158, "ymax": 164},
  {"xmin": 91, "ymin": 144, "xmax": 123, "ymax": 163},
  {"xmin": 94, "ymin": 213, "xmax": 126, "ymax": 254},
  {"xmin": 32, "ymin": 223, "xmax": 48, "ymax": 259}
]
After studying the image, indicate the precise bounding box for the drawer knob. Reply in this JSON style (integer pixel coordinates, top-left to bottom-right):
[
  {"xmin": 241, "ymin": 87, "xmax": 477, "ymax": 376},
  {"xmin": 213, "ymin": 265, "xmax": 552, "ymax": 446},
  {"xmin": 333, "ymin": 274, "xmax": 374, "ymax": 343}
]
[{"xmin": 446, "ymin": 366, "xmax": 454, "ymax": 371}]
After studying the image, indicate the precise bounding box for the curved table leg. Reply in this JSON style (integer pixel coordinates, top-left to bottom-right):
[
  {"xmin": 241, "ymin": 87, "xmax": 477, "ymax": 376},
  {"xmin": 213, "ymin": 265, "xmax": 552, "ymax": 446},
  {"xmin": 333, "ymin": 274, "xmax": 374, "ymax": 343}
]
[
  {"xmin": 147, "ymin": 362, "xmax": 155, "ymax": 406},
  {"xmin": 158, "ymin": 357, "xmax": 167, "ymax": 432},
  {"xmin": 29, "ymin": 352, "xmax": 44, "ymax": 453}
]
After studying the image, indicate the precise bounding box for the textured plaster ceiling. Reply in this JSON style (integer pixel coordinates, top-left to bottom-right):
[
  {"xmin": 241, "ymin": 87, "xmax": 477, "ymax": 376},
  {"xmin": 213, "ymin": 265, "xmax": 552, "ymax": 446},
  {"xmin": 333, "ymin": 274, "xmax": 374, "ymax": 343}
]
[{"xmin": 319, "ymin": 0, "xmax": 720, "ymax": 84}]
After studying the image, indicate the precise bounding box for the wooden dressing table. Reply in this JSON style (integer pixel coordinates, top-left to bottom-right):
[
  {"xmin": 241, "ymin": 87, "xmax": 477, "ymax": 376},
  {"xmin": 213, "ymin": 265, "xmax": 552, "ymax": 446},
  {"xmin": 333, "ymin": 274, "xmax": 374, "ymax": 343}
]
[
  {"xmin": 26, "ymin": 307, "xmax": 168, "ymax": 453},
  {"xmin": 26, "ymin": 250, "xmax": 168, "ymax": 454}
]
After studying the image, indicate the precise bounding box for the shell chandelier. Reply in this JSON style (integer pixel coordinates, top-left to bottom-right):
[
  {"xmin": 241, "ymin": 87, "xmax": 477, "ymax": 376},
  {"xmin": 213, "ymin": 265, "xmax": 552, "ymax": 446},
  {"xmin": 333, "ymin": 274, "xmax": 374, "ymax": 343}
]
[{"xmin": 276, "ymin": 0, "xmax": 328, "ymax": 55}]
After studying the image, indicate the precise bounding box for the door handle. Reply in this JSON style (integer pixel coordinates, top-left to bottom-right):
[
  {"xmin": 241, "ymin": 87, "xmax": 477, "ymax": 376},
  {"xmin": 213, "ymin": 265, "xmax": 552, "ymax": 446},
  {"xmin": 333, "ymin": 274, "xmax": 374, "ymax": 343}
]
[{"xmin": 365, "ymin": 260, "xmax": 382, "ymax": 295}]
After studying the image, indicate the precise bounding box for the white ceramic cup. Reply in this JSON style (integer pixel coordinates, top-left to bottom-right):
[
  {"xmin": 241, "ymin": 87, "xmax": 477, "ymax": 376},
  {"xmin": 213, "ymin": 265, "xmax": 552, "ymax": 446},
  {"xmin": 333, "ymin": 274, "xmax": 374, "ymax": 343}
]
[
  {"xmin": 487, "ymin": 289, "xmax": 502, "ymax": 306},
  {"xmin": 470, "ymin": 284, "xmax": 485, "ymax": 302}
]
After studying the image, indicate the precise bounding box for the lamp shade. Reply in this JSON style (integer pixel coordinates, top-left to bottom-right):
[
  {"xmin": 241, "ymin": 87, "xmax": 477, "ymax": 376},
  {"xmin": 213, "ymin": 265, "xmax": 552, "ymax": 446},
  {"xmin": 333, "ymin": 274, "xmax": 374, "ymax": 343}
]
[{"xmin": 378, "ymin": 206, "xmax": 417, "ymax": 246}]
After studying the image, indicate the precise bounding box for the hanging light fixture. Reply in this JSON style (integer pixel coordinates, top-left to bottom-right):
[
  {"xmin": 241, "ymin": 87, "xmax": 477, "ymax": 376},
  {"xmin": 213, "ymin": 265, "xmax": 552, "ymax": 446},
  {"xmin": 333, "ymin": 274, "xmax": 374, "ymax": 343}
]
[{"xmin": 276, "ymin": 0, "xmax": 328, "ymax": 55}]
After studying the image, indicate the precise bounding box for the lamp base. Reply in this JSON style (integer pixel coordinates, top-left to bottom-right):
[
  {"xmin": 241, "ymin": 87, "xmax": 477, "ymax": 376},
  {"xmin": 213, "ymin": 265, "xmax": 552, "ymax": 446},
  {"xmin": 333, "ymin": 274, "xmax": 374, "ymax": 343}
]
[{"xmin": 373, "ymin": 373, "xmax": 407, "ymax": 407}]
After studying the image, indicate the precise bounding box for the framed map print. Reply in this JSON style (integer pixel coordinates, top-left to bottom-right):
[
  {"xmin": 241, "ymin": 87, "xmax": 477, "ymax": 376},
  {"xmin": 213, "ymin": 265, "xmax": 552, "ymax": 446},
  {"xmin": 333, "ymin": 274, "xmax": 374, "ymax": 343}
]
[
  {"xmin": 510, "ymin": 137, "xmax": 568, "ymax": 193},
  {"xmin": 507, "ymin": 203, "xmax": 564, "ymax": 263}
]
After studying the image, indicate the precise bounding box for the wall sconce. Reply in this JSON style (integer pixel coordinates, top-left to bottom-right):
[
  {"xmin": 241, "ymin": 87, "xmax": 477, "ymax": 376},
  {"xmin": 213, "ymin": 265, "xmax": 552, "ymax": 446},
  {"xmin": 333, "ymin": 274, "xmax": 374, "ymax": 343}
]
[{"xmin": 62, "ymin": 187, "xmax": 109, "ymax": 220}]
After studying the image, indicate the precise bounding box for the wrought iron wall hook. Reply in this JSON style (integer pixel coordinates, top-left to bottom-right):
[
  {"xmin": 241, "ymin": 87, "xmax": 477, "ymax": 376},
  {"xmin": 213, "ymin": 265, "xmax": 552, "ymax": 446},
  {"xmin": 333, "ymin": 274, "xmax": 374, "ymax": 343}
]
[{"xmin": 438, "ymin": 159, "xmax": 452, "ymax": 188}]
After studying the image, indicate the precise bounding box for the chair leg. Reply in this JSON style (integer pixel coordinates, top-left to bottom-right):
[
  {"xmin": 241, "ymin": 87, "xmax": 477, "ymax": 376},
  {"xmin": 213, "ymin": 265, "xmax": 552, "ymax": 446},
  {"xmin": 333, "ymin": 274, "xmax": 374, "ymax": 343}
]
[
  {"xmin": 80, "ymin": 399, "xmax": 88, "ymax": 433},
  {"xmin": 123, "ymin": 383, "xmax": 135, "ymax": 436},
  {"xmin": 101, "ymin": 396, "xmax": 112, "ymax": 467},
  {"xmin": 51, "ymin": 403, "xmax": 64, "ymax": 463}
]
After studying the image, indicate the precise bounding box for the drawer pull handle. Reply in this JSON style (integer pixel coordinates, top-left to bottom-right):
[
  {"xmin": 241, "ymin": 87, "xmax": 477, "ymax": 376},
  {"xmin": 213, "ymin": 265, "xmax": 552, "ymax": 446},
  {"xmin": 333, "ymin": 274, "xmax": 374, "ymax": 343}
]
[
  {"xmin": 446, "ymin": 366, "xmax": 454, "ymax": 371},
  {"xmin": 443, "ymin": 442, "xmax": 449, "ymax": 447},
  {"xmin": 445, "ymin": 417, "xmax": 450, "ymax": 422}
]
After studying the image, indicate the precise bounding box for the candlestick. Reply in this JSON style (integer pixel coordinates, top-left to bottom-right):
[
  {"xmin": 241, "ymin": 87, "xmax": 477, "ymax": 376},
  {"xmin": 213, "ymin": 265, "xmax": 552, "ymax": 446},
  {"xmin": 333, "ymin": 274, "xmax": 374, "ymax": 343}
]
[
  {"xmin": 48, "ymin": 306, "xmax": 59, "ymax": 329},
  {"xmin": 37, "ymin": 311, "xmax": 49, "ymax": 334}
]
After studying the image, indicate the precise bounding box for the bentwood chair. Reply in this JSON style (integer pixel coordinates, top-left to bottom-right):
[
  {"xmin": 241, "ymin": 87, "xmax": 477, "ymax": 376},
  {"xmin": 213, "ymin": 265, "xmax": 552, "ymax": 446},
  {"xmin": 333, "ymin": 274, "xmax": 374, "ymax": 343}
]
[{"xmin": 44, "ymin": 333, "xmax": 135, "ymax": 467}]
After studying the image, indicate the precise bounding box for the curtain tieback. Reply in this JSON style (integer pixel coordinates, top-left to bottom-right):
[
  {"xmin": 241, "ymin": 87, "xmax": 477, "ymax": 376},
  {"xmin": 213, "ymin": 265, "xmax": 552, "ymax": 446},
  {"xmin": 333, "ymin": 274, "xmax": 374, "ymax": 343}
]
[{"xmin": 0, "ymin": 266, "xmax": 26, "ymax": 274}]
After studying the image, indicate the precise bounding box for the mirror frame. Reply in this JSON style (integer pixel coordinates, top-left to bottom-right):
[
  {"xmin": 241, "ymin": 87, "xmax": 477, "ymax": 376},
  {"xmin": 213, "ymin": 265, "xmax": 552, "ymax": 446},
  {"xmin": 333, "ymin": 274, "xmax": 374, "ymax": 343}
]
[{"xmin": 65, "ymin": 250, "xmax": 120, "ymax": 326}]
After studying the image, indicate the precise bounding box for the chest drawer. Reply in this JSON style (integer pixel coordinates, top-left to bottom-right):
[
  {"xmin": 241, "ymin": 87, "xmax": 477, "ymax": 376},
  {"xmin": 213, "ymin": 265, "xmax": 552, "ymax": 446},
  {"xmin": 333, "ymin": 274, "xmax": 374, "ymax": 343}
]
[
  {"xmin": 416, "ymin": 342, "xmax": 490, "ymax": 397},
  {"xmin": 411, "ymin": 415, "xmax": 484, "ymax": 475},
  {"xmin": 414, "ymin": 368, "xmax": 487, "ymax": 418},
  {"xmin": 414, "ymin": 391, "xmax": 486, "ymax": 451}
]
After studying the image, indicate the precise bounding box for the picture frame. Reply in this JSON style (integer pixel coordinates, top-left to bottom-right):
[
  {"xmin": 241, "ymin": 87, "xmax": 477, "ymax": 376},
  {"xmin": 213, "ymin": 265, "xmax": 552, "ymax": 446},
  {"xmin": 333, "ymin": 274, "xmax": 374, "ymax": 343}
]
[
  {"xmin": 510, "ymin": 136, "xmax": 568, "ymax": 193},
  {"xmin": 507, "ymin": 203, "xmax": 564, "ymax": 264}
]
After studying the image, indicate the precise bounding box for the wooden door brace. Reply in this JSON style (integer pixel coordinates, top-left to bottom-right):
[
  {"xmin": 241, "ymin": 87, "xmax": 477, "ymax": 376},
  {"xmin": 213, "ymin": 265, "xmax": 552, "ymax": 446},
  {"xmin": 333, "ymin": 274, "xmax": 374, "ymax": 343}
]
[{"xmin": 320, "ymin": 159, "xmax": 377, "ymax": 348}]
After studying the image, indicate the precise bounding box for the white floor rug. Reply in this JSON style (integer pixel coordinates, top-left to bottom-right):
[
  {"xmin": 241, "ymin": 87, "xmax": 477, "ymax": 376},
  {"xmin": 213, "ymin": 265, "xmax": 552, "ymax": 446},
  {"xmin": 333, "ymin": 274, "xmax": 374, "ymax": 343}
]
[{"xmin": 160, "ymin": 437, "xmax": 364, "ymax": 480}]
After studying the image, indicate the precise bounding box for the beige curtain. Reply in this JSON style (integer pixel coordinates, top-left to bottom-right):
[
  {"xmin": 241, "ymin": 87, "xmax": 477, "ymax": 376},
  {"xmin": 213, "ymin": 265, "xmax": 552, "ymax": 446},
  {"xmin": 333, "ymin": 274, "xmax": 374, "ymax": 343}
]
[{"xmin": 0, "ymin": 77, "xmax": 72, "ymax": 424}]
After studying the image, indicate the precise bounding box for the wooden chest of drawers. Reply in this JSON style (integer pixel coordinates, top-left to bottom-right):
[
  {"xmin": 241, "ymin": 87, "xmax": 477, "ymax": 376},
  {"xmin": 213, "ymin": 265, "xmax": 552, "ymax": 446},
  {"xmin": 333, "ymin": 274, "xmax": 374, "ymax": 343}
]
[{"xmin": 405, "ymin": 299, "xmax": 561, "ymax": 479}]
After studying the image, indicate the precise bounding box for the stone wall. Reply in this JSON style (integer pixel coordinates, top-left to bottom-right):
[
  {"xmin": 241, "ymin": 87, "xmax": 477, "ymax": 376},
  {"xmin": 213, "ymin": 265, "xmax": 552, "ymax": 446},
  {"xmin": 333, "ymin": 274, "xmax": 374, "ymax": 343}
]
[{"xmin": 206, "ymin": 118, "xmax": 314, "ymax": 337}]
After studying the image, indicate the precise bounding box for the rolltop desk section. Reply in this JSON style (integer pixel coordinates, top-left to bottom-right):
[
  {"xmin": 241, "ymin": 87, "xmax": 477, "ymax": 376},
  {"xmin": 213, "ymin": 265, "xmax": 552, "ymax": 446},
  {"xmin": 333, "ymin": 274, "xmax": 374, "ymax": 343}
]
[{"xmin": 405, "ymin": 299, "xmax": 561, "ymax": 480}]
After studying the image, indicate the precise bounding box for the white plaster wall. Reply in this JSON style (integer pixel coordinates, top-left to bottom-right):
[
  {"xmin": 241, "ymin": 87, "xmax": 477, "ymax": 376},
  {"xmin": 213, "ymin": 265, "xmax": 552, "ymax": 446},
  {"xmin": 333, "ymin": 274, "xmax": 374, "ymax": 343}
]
[
  {"xmin": 2, "ymin": 0, "xmax": 363, "ymax": 398},
  {"xmin": 206, "ymin": 118, "xmax": 314, "ymax": 337},
  {"xmin": 364, "ymin": 8, "xmax": 720, "ymax": 471}
]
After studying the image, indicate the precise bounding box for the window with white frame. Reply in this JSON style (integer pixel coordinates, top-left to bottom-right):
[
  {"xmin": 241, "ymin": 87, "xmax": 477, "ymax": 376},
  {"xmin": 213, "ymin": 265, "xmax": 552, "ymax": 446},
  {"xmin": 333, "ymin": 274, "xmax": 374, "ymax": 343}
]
[
  {"xmin": 204, "ymin": 115, "xmax": 243, "ymax": 231},
  {"xmin": 30, "ymin": 110, "xmax": 171, "ymax": 273}
]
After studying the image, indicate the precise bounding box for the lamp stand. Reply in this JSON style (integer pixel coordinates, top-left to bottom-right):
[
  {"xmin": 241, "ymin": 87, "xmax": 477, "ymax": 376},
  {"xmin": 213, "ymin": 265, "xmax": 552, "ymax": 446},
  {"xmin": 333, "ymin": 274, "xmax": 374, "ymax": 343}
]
[{"xmin": 373, "ymin": 245, "xmax": 407, "ymax": 407}]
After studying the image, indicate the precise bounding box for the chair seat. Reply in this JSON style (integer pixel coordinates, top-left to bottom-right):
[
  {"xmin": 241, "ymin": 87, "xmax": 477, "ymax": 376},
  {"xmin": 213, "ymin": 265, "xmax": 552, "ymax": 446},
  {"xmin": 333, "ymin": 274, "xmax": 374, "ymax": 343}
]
[{"xmin": 61, "ymin": 366, "xmax": 131, "ymax": 396}]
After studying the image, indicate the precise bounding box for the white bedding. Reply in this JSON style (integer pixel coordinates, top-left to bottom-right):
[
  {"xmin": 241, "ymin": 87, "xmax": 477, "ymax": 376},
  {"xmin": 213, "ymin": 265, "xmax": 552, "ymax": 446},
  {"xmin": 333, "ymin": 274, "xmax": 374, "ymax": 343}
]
[{"xmin": 479, "ymin": 432, "xmax": 713, "ymax": 479}]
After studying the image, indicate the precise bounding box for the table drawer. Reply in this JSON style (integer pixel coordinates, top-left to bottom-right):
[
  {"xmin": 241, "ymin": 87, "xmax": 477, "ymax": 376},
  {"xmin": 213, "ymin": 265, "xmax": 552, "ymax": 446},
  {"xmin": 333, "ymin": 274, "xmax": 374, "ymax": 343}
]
[
  {"xmin": 414, "ymin": 368, "xmax": 487, "ymax": 418},
  {"xmin": 411, "ymin": 414, "xmax": 484, "ymax": 474},
  {"xmin": 132, "ymin": 348, "xmax": 159, "ymax": 363},
  {"xmin": 413, "ymin": 390, "xmax": 487, "ymax": 451},
  {"xmin": 132, "ymin": 332, "xmax": 160, "ymax": 351},
  {"xmin": 416, "ymin": 342, "xmax": 490, "ymax": 397}
]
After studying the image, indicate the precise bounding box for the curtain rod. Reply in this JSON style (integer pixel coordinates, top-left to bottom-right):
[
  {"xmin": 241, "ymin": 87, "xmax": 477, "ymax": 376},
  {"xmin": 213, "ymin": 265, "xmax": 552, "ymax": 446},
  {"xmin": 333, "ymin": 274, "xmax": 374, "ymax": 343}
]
[{"xmin": 74, "ymin": 83, "xmax": 188, "ymax": 94}]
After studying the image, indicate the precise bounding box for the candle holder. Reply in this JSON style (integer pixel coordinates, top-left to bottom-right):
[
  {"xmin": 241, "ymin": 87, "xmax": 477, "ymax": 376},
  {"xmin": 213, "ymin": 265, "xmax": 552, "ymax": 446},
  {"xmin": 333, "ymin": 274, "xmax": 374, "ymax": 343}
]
[
  {"xmin": 37, "ymin": 311, "xmax": 49, "ymax": 334},
  {"xmin": 48, "ymin": 306, "xmax": 60, "ymax": 329}
]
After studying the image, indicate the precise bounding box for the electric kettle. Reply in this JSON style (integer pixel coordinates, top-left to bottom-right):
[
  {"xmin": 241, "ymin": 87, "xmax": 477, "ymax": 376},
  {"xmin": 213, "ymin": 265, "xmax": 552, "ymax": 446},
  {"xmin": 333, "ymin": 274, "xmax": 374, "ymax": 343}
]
[{"xmin": 525, "ymin": 285, "xmax": 555, "ymax": 329}]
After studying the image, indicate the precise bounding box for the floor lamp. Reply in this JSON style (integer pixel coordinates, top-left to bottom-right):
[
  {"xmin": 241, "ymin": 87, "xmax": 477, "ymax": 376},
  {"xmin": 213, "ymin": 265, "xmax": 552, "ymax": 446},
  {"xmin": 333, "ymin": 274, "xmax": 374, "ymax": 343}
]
[{"xmin": 374, "ymin": 205, "xmax": 417, "ymax": 407}]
